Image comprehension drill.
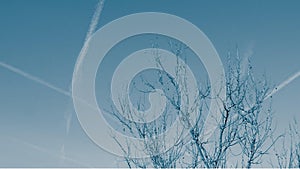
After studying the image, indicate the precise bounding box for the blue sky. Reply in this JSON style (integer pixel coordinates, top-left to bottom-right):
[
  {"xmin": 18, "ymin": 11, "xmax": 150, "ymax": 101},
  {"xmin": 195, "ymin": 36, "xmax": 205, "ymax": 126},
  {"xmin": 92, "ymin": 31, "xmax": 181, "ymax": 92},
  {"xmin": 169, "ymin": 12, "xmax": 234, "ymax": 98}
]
[{"xmin": 0, "ymin": 0, "xmax": 300, "ymax": 167}]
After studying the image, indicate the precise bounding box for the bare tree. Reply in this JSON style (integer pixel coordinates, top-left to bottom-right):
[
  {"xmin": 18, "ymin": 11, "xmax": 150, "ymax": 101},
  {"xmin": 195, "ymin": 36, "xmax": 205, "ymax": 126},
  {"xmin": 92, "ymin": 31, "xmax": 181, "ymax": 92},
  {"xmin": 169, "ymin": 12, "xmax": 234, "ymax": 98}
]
[
  {"xmin": 188, "ymin": 50, "xmax": 281, "ymax": 168},
  {"xmin": 231, "ymin": 57, "xmax": 281, "ymax": 168},
  {"xmin": 273, "ymin": 119, "xmax": 300, "ymax": 168},
  {"xmin": 109, "ymin": 42, "xmax": 189, "ymax": 168},
  {"xmin": 110, "ymin": 43, "xmax": 280, "ymax": 168}
]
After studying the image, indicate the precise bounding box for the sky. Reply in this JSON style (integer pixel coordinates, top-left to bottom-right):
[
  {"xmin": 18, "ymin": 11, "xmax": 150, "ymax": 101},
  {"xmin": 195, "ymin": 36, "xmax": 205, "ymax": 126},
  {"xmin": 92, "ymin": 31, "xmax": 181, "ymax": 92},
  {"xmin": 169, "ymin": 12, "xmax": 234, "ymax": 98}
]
[{"xmin": 0, "ymin": 0, "xmax": 300, "ymax": 167}]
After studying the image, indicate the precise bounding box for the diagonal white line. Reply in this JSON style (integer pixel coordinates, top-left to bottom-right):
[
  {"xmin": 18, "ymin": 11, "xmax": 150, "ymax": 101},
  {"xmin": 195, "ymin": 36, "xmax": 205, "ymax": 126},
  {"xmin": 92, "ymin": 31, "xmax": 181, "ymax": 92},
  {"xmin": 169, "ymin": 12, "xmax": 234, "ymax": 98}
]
[
  {"xmin": 0, "ymin": 61, "xmax": 99, "ymax": 111},
  {"xmin": 1, "ymin": 0, "xmax": 299, "ymax": 162},
  {"xmin": 265, "ymin": 70, "xmax": 300, "ymax": 99},
  {"xmin": 0, "ymin": 1, "xmax": 106, "ymax": 167},
  {"xmin": 0, "ymin": 61, "xmax": 71, "ymax": 96},
  {"xmin": 0, "ymin": 0, "xmax": 106, "ymax": 98},
  {"xmin": 1, "ymin": 58, "xmax": 300, "ymax": 167},
  {"xmin": 74, "ymin": 0, "xmax": 105, "ymax": 78},
  {"xmin": 85, "ymin": 0, "xmax": 105, "ymax": 43},
  {"xmin": 2, "ymin": 60, "xmax": 299, "ymax": 103},
  {"xmin": 61, "ymin": 0, "xmax": 105, "ymax": 163}
]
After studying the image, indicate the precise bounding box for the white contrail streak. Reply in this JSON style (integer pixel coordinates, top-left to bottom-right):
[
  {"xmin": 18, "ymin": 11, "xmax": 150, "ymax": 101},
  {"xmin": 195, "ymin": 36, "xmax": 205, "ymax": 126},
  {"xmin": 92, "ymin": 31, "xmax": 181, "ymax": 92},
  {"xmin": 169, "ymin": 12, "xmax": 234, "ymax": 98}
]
[
  {"xmin": 60, "ymin": 95, "xmax": 73, "ymax": 164},
  {"xmin": 0, "ymin": 61, "xmax": 99, "ymax": 166},
  {"xmin": 0, "ymin": 0, "xmax": 105, "ymax": 107},
  {"xmin": 0, "ymin": 61, "xmax": 99, "ymax": 111},
  {"xmin": 85, "ymin": 0, "xmax": 105, "ymax": 43},
  {"xmin": 65, "ymin": 102, "xmax": 73, "ymax": 135},
  {"xmin": 0, "ymin": 61, "xmax": 71, "ymax": 97},
  {"xmin": 1, "ymin": 2, "xmax": 106, "ymax": 167},
  {"xmin": 2, "ymin": 56, "xmax": 300, "ymax": 108},
  {"xmin": 62, "ymin": 0, "xmax": 105, "ymax": 163},
  {"xmin": 1, "ymin": 59, "xmax": 300, "ymax": 108},
  {"xmin": 72, "ymin": 0, "xmax": 105, "ymax": 131},
  {"xmin": 74, "ymin": 0, "xmax": 105, "ymax": 77},
  {"xmin": 265, "ymin": 70, "xmax": 300, "ymax": 99}
]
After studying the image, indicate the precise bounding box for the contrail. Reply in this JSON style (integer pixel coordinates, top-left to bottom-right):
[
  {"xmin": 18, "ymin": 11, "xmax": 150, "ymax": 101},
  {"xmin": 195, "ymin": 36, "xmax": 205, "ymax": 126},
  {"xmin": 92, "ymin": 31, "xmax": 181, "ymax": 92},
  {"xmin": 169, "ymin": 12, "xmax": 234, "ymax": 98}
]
[
  {"xmin": 0, "ymin": 61, "xmax": 98, "ymax": 166},
  {"xmin": 72, "ymin": 0, "xmax": 105, "ymax": 132},
  {"xmin": 265, "ymin": 70, "xmax": 300, "ymax": 99},
  {"xmin": 85, "ymin": 0, "xmax": 105, "ymax": 43},
  {"xmin": 0, "ymin": 61, "xmax": 71, "ymax": 97},
  {"xmin": 0, "ymin": 62, "xmax": 81, "ymax": 165},
  {"xmin": 1, "ymin": 59, "xmax": 300, "ymax": 110},
  {"xmin": 0, "ymin": 0, "xmax": 106, "ymax": 107},
  {"xmin": 64, "ymin": 100, "xmax": 73, "ymax": 135},
  {"xmin": 0, "ymin": 61, "xmax": 99, "ymax": 111},
  {"xmin": 74, "ymin": 0, "xmax": 105, "ymax": 77},
  {"xmin": 1, "ymin": 1, "xmax": 106, "ymax": 166},
  {"xmin": 60, "ymin": 94, "xmax": 73, "ymax": 165},
  {"xmin": 2, "ymin": 58, "xmax": 300, "ymax": 111},
  {"xmin": 62, "ymin": 0, "xmax": 105, "ymax": 163}
]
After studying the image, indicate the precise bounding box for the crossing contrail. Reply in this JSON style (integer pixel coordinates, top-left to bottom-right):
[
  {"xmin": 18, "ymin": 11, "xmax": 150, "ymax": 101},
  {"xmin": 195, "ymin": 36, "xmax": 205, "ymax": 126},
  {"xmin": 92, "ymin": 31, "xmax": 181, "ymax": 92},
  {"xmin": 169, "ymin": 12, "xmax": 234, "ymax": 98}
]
[
  {"xmin": 61, "ymin": 0, "xmax": 105, "ymax": 163},
  {"xmin": 1, "ymin": 1, "xmax": 106, "ymax": 166},
  {"xmin": 72, "ymin": 0, "xmax": 105, "ymax": 131},
  {"xmin": 1, "ymin": 57, "xmax": 300, "ymax": 167},
  {"xmin": 1, "ymin": 0, "xmax": 299, "ymax": 161},
  {"xmin": 1, "ymin": 60, "xmax": 299, "ymax": 108},
  {"xmin": 0, "ymin": 1, "xmax": 107, "ymax": 98},
  {"xmin": 0, "ymin": 61, "xmax": 300, "ymax": 109},
  {"xmin": 265, "ymin": 70, "xmax": 300, "ymax": 99}
]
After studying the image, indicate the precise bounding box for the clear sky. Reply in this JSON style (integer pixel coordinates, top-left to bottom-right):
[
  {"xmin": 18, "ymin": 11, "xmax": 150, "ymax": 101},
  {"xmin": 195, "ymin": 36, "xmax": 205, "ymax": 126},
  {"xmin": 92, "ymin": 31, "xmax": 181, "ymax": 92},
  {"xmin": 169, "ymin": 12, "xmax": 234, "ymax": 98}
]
[{"xmin": 0, "ymin": 0, "xmax": 300, "ymax": 167}]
